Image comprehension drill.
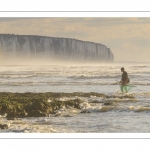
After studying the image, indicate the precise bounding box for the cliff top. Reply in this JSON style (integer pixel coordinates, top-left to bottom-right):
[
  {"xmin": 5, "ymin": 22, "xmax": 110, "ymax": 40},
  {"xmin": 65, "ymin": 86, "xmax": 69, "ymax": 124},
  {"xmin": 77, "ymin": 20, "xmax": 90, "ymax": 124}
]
[{"xmin": 0, "ymin": 33, "xmax": 106, "ymax": 47}]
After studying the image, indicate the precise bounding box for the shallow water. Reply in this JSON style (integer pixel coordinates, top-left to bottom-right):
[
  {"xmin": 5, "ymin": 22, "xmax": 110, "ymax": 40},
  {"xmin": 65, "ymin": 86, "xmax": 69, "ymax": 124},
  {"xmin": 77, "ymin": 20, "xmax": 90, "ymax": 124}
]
[{"xmin": 1, "ymin": 62, "xmax": 150, "ymax": 132}]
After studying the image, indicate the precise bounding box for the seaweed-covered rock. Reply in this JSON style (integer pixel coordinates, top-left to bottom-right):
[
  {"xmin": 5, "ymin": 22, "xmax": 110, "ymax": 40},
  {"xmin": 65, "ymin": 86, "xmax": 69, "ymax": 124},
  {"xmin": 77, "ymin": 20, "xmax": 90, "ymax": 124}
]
[
  {"xmin": 25, "ymin": 101, "xmax": 48, "ymax": 112},
  {"xmin": 6, "ymin": 111, "xmax": 27, "ymax": 118},
  {"xmin": 27, "ymin": 110, "xmax": 48, "ymax": 117},
  {"xmin": 0, "ymin": 124, "xmax": 8, "ymax": 129},
  {"xmin": 6, "ymin": 111, "xmax": 16, "ymax": 118},
  {"xmin": 0, "ymin": 92, "xmax": 103, "ymax": 118}
]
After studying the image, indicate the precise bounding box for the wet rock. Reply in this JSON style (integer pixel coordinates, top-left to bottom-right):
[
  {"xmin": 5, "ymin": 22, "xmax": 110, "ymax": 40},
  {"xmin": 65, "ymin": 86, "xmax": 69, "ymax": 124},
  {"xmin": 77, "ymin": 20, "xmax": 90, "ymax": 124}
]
[
  {"xmin": 7, "ymin": 117, "xmax": 19, "ymax": 120},
  {"xmin": 17, "ymin": 112, "xmax": 28, "ymax": 118},
  {"xmin": 0, "ymin": 104, "xmax": 9, "ymax": 114},
  {"xmin": 6, "ymin": 112, "xmax": 16, "ymax": 118},
  {"xmin": 27, "ymin": 110, "xmax": 48, "ymax": 117},
  {"xmin": 34, "ymin": 102, "xmax": 46, "ymax": 111},
  {"xmin": 80, "ymin": 110, "xmax": 91, "ymax": 113},
  {"xmin": 104, "ymin": 101, "xmax": 113, "ymax": 105},
  {"xmin": 0, "ymin": 92, "xmax": 91, "ymax": 118},
  {"xmin": 45, "ymin": 107, "xmax": 53, "ymax": 114},
  {"xmin": 6, "ymin": 111, "xmax": 27, "ymax": 119},
  {"xmin": 89, "ymin": 100, "xmax": 104, "ymax": 103},
  {"xmin": 25, "ymin": 102, "xmax": 47, "ymax": 113},
  {"xmin": 0, "ymin": 103, "xmax": 20, "ymax": 116},
  {"xmin": 54, "ymin": 113, "xmax": 61, "ymax": 117},
  {"xmin": 0, "ymin": 124, "xmax": 8, "ymax": 129}
]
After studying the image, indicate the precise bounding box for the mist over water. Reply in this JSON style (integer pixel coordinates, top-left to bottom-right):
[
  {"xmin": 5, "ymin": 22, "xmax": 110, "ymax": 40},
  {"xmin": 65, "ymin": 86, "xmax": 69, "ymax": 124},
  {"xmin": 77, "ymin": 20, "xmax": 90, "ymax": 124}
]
[
  {"xmin": 0, "ymin": 60, "xmax": 149, "ymax": 94},
  {"xmin": 1, "ymin": 61, "xmax": 150, "ymax": 133}
]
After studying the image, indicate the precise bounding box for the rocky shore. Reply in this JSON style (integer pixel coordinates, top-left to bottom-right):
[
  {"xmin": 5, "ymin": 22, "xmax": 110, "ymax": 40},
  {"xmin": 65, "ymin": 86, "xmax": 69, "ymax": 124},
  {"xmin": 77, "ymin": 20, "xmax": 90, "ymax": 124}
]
[{"xmin": 0, "ymin": 92, "xmax": 105, "ymax": 119}]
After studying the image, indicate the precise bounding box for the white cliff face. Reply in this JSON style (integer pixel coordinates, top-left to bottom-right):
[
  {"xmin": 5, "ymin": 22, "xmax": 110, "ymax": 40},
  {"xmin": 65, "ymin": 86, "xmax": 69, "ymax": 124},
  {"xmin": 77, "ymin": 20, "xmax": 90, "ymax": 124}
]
[{"xmin": 0, "ymin": 34, "xmax": 114, "ymax": 62}]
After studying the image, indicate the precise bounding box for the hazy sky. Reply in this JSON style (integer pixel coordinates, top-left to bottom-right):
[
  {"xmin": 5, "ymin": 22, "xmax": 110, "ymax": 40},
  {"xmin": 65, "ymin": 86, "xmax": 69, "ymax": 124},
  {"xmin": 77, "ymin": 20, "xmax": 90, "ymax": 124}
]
[{"xmin": 0, "ymin": 17, "xmax": 150, "ymax": 62}]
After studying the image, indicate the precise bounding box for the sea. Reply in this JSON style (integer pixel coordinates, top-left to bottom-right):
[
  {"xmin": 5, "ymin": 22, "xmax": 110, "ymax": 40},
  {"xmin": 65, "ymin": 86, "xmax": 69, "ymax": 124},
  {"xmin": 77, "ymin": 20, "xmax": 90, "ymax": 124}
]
[{"xmin": 1, "ymin": 61, "xmax": 150, "ymax": 133}]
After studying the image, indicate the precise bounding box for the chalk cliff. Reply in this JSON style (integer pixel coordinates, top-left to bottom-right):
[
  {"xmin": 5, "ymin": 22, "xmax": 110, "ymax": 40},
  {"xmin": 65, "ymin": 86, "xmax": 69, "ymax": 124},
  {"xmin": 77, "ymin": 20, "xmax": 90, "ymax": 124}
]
[{"xmin": 0, "ymin": 34, "xmax": 114, "ymax": 62}]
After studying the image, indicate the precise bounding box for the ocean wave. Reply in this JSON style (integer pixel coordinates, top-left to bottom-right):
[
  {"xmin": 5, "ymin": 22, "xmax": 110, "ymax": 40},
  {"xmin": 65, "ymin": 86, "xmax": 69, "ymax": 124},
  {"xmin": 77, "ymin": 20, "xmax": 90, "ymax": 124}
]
[
  {"xmin": 68, "ymin": 75, "xmax": 121, "ymax": 79},
  {"xmin": 129, "ymin": 71, "xmax": 150, "ymax": 74},
  {"xmin": 0, "ymin": 81, "xmax": 35, "ymax": 86},
  {"xmin": 130, "ymin": 65, "xmax": 148, "ymax": 68},
  {"xmin": 129, "ymin": 106, "xmax": 150, "ymax": 112},
  {"xmin": 0, "ymin": 80, "xmax": 150, "ymax": 87},
  {"xmin": 131, "ymin": 82, "xmax": 150, "ymax": 86},
  {"xmin": 80, "ymin": 103, "xmax": 150, "ymax": 113},
  {"xmin": 0, "ymin": 74, "xmax": 37, "ymax": 79}
]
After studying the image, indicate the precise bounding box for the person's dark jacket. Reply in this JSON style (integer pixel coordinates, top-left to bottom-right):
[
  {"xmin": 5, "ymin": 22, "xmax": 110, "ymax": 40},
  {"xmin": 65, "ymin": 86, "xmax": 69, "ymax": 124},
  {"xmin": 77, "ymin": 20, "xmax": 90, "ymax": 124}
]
[{"xmin": 121, "ymin": 71, "xmax": 129, "ymax": 85}]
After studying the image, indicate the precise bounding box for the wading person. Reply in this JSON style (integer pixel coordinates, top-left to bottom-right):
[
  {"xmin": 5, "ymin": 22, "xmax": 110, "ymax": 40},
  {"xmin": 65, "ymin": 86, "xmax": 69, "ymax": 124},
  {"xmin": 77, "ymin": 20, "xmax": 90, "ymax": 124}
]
[{"xmin": 120, "ymin": 67, "xmax": 130, "ymax": 93}]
